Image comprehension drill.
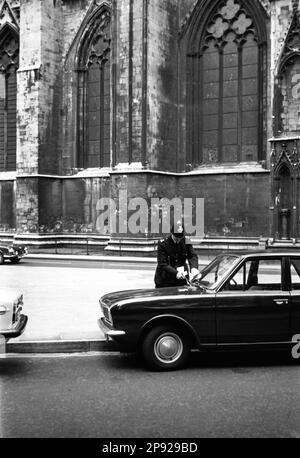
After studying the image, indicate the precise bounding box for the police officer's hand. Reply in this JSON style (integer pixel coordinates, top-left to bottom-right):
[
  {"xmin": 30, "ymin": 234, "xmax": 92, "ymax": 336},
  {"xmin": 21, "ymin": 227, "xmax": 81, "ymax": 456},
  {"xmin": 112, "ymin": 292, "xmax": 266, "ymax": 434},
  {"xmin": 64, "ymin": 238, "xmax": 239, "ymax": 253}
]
[
  {"xmin": 191, "ymin": 268, "xmax": 200, "ymax": 278},
  {"xmin": 176, "ymin": 271, "xmax": 186, "ymax": 281}
]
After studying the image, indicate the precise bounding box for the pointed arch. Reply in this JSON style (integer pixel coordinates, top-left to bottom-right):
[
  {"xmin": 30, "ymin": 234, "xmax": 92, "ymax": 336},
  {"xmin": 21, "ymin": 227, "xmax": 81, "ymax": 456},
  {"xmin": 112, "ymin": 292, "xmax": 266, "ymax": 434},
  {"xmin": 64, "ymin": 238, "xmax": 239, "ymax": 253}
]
[
  {"xmin": 0, "ymin": 22, "xmax": 19, "ymax": 171},
  {"xmin": 274, "ymin": 154, "xmax": 294, "ymax": 178},
  {"xmin": 184, "ymin": 0, "xmax": 268, "ymax": 166},
  {"xmin": 186, "ymin": 0, "xmax": 267, "ymax": 56},
  {"xmin": 76, "ymin": 4, "xmax": 111, "ymax": 169},
  {"xmin": 0, "ymin": 0, "xmax": 19, "ymax": 35}
]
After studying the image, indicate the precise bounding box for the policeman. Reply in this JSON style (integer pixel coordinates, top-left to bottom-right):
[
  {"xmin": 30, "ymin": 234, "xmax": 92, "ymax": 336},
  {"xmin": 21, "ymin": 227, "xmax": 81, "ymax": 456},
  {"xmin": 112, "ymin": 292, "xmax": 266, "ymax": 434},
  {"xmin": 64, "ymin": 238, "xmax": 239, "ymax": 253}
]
[{"xmin": 154, "ymin": 221, "xmax": 200, "ymax": 288}]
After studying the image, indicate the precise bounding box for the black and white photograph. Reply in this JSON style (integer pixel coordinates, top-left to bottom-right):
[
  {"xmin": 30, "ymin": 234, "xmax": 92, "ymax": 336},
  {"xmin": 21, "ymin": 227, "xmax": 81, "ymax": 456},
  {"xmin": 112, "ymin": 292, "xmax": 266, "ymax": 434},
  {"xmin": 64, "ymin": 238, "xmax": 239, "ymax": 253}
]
[{"xmin": 0, "ymin": 0, "xmax": 300, "ymax": 444}]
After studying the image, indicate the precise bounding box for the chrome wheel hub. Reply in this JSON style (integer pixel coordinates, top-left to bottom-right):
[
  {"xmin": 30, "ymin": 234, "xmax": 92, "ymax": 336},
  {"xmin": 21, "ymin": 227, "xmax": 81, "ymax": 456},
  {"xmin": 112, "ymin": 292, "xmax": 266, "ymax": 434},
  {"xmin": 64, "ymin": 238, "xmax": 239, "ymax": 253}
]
[{"xmin": 154, "ymin": 333, "xmax": 183, "ymax": 364}]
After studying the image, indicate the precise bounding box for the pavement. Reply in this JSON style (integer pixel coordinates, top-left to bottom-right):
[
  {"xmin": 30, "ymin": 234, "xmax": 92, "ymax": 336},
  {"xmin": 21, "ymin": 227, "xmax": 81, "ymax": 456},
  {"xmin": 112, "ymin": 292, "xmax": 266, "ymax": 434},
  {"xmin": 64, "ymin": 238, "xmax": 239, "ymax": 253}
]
[{"xmin": 4, "ymin": 254, "xmax": 209, "ymax": 355}]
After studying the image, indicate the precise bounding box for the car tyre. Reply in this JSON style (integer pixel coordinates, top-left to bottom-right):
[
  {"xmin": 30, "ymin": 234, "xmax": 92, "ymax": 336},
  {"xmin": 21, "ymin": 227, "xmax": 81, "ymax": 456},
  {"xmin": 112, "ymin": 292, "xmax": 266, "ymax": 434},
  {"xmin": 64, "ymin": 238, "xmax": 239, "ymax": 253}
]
[
  {"xmin": 142, "ymin": 325, "xmax": 190, "ymax": 371},
  {"xmin": 0, "ymin": 252, "xmax": 4, "ymax": 265}
]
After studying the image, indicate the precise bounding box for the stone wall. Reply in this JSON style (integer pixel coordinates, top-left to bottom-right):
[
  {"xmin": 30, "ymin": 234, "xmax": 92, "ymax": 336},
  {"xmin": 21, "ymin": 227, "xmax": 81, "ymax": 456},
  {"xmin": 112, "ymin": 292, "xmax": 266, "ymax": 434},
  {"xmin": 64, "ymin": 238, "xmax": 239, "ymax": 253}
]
[
  {"xmin": 0, "ymin": 180, "xmax": 15, "ymax": 231},
  {"xmin": 39, "ymin": 0, "xmax": 63, "ymax": 175},
  {"xmin": 17, "ymin": 0, "xmax": 63, "ymax": 175},
  {"xmin": 63, "ymin": 177, "xmax": 111, "ymax": 234},
  {"xmin": 38, "ymin": 178, "xmax": 63, "ymax": 232},
  {"xmin": 15, "ymin": 178, "xmax": 38, "ymax": 232},
  {"xmin": 147, "ymin": 0, "xmax": 178, "ymax": 171},
  {"xmin": 1, "ymin": 0, "xmax": 299, "ymax": 246},
  {"xmin": 178, "ymin": 172, "xmax": 270, "ymax": 238},
  {"xmin": 108, "ymin": 170, "xmax": 270, "ymax": 238},
  {"xmin": 15, "ymin": 0, "xmax": 65, "ymax": 232},
  {"xmin": 38, "ymin": 176, "xmax": 110, "ymax": 234},
  {"xmin": 17, "ymin": 0, "xmax": 41, "ymax": 176}
]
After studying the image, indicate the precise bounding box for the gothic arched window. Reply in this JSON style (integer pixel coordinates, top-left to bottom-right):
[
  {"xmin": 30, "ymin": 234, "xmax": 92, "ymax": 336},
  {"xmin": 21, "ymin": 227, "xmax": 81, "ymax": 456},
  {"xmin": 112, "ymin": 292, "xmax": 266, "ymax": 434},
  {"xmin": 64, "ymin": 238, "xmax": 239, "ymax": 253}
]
[
  {"xmin": 186, "ymin": 0, "xmax": 267, "ymax": 165},
  {"xmin": 77, "ymin": 8, "xmax": 111, "ymax": 169},
  {"xmin": 0, "ymin": 26, "xmax": 18, "ymax": 171}
]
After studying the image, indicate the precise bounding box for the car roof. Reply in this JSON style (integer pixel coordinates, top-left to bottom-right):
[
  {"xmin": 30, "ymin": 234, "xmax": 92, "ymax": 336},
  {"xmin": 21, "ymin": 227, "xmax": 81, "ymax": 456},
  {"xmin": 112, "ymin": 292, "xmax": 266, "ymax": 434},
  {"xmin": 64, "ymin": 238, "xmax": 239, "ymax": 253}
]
[{"xmin": 218, "ymin": 250, "xmax": 300, "ymax": 259}]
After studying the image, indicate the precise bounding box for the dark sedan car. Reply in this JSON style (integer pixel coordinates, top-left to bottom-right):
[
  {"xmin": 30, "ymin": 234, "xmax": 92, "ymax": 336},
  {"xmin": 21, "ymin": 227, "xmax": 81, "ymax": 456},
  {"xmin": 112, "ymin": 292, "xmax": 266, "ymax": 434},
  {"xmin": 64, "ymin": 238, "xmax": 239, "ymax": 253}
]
[
  {"xmin": 98, "ymin": 252, "xmax": 300, "ymax": 370},
  {"xmin": 0, "ymin": 240, "xmax": 28, "ymax": 264}
]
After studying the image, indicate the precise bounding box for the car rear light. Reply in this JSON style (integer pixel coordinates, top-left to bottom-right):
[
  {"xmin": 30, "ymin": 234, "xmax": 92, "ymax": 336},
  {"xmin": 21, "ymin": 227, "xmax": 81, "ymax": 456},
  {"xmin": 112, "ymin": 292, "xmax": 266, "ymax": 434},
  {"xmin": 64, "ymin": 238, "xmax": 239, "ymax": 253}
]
[{"xmin": 0, "ymin": 306, "xmax": 7, "ymax": 315}]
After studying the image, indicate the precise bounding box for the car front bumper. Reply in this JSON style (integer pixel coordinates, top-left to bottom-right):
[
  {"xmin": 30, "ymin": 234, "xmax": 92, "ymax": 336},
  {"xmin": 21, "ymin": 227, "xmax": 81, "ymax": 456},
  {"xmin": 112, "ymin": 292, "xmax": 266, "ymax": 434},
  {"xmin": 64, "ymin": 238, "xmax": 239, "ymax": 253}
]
[
  {"xmin": 5, "ymin": 250, "xmax": 26, "ymax": 258},
  {"xmin": 1, "ymin": 314, "xmax": 28, "ymax": 339},
  {"xmin": 98, "ymin": 317, "xmax": 126, "ymax": 341},
  {"xmin": 5, "ymin": 254, "xmax": 24, "ymax": 260}
]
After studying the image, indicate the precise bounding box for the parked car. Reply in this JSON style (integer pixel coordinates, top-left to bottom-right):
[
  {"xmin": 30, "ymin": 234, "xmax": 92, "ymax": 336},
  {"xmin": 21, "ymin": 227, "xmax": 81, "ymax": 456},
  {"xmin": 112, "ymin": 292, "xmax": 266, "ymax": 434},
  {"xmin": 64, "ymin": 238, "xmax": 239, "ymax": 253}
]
[
  {"xmin": 98, "ymin": 251, "xmax": 300, "ymax": 370},
  {"xmin": 0, "ymin": 289, "xmax": 28, "ymax": 340},
  {"xmin": 0, "ymin": 241, "xmax": 28, "ymax": 264}
]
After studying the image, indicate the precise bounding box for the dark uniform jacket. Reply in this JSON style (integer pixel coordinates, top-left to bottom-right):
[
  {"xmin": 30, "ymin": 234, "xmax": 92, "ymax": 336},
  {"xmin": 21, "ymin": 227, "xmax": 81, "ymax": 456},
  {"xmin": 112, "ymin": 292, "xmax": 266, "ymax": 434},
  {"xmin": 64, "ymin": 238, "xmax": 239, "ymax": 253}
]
[{"xmin": 154, "ymin": 236, "xmax": 199, "ymax": 288}]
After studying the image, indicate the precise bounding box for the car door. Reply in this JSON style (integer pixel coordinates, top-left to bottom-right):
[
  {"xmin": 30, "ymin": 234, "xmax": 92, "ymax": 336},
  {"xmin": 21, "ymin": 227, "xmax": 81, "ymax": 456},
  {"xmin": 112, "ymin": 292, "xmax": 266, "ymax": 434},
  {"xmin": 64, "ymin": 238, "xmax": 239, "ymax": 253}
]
[
  {"xmin": 215, "ymin": 257, "xmax": 290, "ymax": 345},
  {"xmin": 288, "ymin": 256, "xmax": 300, "ymax": 338}
]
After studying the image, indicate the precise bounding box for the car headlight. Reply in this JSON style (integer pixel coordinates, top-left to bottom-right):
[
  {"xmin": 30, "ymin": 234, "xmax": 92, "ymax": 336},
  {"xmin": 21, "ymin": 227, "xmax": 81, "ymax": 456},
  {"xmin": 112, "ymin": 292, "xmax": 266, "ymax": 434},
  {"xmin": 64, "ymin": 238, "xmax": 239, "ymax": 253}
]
[
  {"xmin": 0, "ymin": 305, "xmax": 7, "ymax": 315},
  {"xmin": 100, "ymin": 300, "xmax": 113, "ymax": 325}
]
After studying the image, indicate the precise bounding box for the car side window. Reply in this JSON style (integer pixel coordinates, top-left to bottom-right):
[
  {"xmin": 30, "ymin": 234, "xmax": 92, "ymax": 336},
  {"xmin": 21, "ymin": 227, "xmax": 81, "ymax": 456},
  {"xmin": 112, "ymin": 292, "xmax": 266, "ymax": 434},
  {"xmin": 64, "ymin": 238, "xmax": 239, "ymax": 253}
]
[
  {"xmin": 290, "ymin": 258, "xmax": 300, "ymax": 290},
  {"xmin": 252, "ymin": 259, "xmax": 282, "ymax": 290},
  {"xmin": 222, "ymin": 262, "xmax": 251, "ymax": 292},
  {"xmin": 221, "ymin": 258, "xmax": 282, "ymax": 292}
]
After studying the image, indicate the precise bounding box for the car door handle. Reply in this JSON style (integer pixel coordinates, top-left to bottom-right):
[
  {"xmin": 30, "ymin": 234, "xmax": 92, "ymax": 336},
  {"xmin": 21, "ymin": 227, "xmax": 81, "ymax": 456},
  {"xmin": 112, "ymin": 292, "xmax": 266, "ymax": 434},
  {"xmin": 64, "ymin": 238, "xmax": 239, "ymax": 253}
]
[{"xmin": 273, "ymin": 299, "xmax": 289, "ymax": 305}]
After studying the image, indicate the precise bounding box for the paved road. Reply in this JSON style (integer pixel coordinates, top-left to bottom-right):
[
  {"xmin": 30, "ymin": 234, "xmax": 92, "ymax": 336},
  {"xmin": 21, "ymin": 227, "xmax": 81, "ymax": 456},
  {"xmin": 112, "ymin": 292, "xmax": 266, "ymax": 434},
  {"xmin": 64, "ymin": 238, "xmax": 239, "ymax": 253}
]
[
  {"xmin": 1, "ymin": 258, "xmax": 156, "ymax": 342},
  {"xmin": 0, "ymin": 352, "xmax": 300, "ymax": 438}
]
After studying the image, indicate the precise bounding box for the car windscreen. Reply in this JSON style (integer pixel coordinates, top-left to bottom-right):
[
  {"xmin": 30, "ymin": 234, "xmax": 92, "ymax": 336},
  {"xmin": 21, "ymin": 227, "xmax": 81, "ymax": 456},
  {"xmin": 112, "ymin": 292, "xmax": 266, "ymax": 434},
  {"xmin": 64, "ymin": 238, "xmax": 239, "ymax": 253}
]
[{"xmin": 196, "ymin": 255, "xmax": 240, "ymax": 290}]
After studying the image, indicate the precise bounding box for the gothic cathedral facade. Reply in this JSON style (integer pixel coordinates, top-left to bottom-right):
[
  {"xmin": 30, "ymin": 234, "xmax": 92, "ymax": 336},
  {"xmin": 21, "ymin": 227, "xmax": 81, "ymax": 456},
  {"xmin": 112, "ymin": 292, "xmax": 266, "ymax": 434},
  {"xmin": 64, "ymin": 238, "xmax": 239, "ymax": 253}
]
[{"xmin": 0, "ymin": 0, "xmax": 300, "ymax": 252}]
